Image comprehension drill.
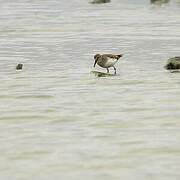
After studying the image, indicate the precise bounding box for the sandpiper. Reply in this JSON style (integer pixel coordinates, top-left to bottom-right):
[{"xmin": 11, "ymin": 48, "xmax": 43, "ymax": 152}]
[{"xmin": 93, "ymin": 54, "xmax": 123, "ymax": 74}]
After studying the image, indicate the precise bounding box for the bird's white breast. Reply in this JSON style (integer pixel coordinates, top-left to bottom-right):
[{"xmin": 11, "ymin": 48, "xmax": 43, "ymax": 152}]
[{"xmin": 105, "ymin": 57, "xmax": 118, "ymax": 67}]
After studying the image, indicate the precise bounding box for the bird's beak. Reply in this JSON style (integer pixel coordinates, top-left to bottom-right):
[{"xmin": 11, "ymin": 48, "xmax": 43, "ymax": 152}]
[{"xmin": 94, "ymin": 60, "xmax": 97, "ymax": 67}]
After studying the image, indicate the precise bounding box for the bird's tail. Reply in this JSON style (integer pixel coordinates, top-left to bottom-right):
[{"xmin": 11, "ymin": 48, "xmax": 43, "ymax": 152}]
[{"xmin": 117, "ymin": 54, "xmax": 123, "ymax": 59}]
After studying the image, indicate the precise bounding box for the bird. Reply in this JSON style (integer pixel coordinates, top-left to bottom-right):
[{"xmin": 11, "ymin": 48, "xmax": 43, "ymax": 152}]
[
  {"xmin": 16, "ymin": 63, "xmax": 23, "ymax": 70},
  {"xmin": 93, "ymin": 54, "xmax": 123, "ymax": 74}
]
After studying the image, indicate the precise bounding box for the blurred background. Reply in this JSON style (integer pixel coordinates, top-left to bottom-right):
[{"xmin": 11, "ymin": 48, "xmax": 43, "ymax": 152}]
[{"xmin": 0, "ymin": 0, "xmax": 180, "ymax": 179}]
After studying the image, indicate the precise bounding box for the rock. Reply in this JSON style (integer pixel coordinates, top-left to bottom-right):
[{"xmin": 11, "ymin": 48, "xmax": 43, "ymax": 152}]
[
  {"xmin": 91, "ymin": 71, "xmax": 115, "ymax": 77},
  {"xmin": 151, "ymin": 0, "xmax": 170, "ymax": 4},
  {"xmin": 90, "ymin": 0, "xmax": 110, "ymax": 4},
  {"xmin": 165, "ymin": 57, "xmax": 180, "ymax": 70},
  {"xmin": 16, "ymin": 63, "xmax": 23, "ymax": 70}
]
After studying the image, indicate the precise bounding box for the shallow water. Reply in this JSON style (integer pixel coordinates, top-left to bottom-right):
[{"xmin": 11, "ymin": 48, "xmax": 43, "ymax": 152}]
[{"xmin": 0, "ymin": 0, "xmax": 180, "ymax": 179}]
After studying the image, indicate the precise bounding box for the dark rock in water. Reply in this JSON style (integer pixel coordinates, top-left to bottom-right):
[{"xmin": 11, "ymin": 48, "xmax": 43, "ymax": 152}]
[
  {"xmin": 90, "ymin": 0, "xmax": 110, "ymax": 4},
  {"xmin": 151, "ymin": 0, "xmax": 170, "ymax": 4},
  {"xmin": 165, "ymin": 57, "xmax": 180, "ymax": 70},
  {"xmin": 91, "ymin": 71, "xmax": 115, "ymax": 77},
  {"xmin": 16, "ymin": 63, "xmax": 23, "ymax": 70}
]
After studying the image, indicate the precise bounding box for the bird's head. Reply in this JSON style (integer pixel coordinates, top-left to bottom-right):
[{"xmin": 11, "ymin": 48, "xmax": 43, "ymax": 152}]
[{"xmin": 94, "ymin": 54, "xmax": 101, "ymax": 67}]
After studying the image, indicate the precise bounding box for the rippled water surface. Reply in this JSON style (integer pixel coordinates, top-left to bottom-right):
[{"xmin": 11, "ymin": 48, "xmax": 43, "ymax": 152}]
[{"xmin": 0, "ymin": 0, "xmax": 180, "ymax": 179}]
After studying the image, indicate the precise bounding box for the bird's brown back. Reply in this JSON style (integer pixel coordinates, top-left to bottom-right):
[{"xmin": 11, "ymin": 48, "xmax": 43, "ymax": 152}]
[{"xmin": 102, "ymin": 54, "xmax": 123, "ymax": 60}]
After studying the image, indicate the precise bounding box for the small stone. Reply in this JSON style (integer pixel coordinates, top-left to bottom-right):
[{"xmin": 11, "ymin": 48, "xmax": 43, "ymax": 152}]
[
  {"xmin": 16, "ymin": 63, "xmax": 23, "ymax": 70},
  {"xmin": 90, "ymin": 0, "xmax": 110, "ymax": 4}
]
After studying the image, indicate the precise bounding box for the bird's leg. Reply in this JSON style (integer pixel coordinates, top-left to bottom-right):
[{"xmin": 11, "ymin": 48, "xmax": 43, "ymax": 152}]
[
  {"xmin": 106, "ymin": 68, "xmax": 109, "ymax": 73},
  {"xmin": 113, "ymin": 66, "xmax": 116, "ymax": 74}
]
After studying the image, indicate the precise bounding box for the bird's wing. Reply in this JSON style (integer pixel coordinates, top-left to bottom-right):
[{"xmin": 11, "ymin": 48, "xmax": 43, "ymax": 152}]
[{"xmin": 103, "ymin": 54, "xmax": 122, "ymax": 59}]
